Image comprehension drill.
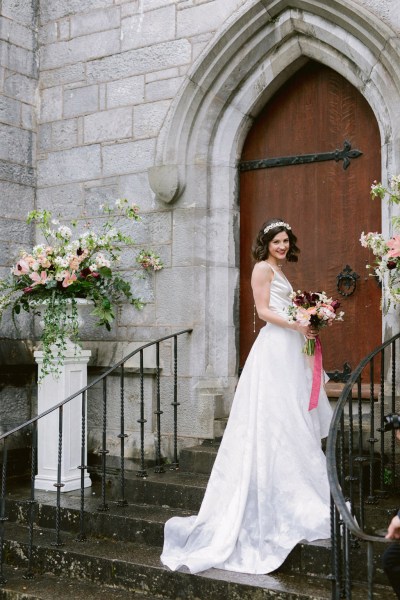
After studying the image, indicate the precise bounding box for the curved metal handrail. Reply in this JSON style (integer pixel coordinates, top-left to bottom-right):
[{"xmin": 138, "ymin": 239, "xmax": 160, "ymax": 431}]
[
  {"xmin": 326, "ymin": 331, "xmax": 400, "ymax": 543},
  {"xmin": 0, "ymin": 328, "xmax": 192, "ymax": 442}
]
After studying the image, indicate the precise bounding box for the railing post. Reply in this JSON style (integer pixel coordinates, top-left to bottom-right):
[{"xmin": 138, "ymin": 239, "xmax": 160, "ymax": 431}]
[
  {"xmin": 24, "ymin": 422, "xmax": 37, "ymax": 579},
  {"xmin": 77, "ymin": 390, "xmax": 87, "ymax": 542},
  {"xmin": 171, "ymin": 335, "xmax": 180, "ymax": 469},
  {"xmin": 117, "ymin": 364, "xmax": 128, "ymax": 505},
  {"xmin": 154, "ymin": 342, "xmax": 165, "ymax": 474},
  {"xmin": 377, "ymin": 349, "xmax": 388, "ymax": 496},
  {"xmin": 366, "ymin": 359, "xmax": 378, "ymax": 504},
  {"xmin": 52, "ymin": 407, "xmax": 64, "ymax": 547},
  {"xmin": 137, "ymin": 350, "xmax": 147, "ymax": 478},
  {"xmin": 98, "ymin": 377, "xmax": 109, "ymax": 512},
  {"xmin": 0, "ymin": 439, "xmax": 8, "ymax": 585}
]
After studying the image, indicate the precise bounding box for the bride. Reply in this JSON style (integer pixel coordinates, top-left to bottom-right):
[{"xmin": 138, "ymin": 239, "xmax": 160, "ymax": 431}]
[{"xmin": 161, "ymin": 219, "xmax": 332, "ymax": 575}]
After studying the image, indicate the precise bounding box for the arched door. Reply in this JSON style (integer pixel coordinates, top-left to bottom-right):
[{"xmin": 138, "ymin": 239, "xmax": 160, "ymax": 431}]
[{"xmin": 239, "ymin": 61, "xmax": 381, "ymax": 379}]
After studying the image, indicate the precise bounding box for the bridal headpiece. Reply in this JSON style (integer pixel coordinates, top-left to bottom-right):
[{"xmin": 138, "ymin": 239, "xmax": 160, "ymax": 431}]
[{"xmin": 263, "ymin": 221, "xmax": 291, "ymax": 234}]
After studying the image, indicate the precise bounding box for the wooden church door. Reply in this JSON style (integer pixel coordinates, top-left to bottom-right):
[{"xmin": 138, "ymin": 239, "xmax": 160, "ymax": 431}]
[{"xmin": 239, "ymin": 61, "xmax": 382, "ymax": 380}]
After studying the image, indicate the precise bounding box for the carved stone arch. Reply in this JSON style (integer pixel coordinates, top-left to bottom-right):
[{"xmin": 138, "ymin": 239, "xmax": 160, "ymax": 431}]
[
  {"xmin": 149, "ymin": 0, "xmax": 400, "ymax": 205},
  {"xmin": 149, "ymin": 0, "xmax": 400, "ymax": 411}
]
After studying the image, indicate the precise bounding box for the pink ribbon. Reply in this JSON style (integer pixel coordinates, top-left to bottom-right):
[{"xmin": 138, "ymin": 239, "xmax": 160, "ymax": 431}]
[{"xmin": 308, "ymin": 337, "xmax": 322, "ymax": 411}]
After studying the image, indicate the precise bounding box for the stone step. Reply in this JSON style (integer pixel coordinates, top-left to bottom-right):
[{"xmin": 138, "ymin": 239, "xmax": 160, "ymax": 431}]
[
  {"xmin": 179, "ymin": 442, "xmax": 219, "ymax": 475},
  {"xmin": 0, "ymin": 570, "xmax": 159, "ymax": 600},
  {"xmin": 2, "ymin": 521, "xmax": 393, "ymax": 600}
]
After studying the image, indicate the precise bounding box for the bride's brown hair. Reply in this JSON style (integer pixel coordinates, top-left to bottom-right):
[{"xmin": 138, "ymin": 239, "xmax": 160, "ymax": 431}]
[{"xmin": 252, "ymin": 219, "xmax": 300, "ymax": 262}]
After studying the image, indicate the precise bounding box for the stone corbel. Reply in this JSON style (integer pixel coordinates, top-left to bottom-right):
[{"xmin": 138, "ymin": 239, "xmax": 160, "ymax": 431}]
[{"xmin": 148, "ymin": 164, "xmax": 185, "ymax": 204}]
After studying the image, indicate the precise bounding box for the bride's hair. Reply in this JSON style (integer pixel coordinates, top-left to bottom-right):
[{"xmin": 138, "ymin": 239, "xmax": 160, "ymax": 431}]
[{"xmin": 252, "ymin": 218, "xmax": 300, "ymax": 262}]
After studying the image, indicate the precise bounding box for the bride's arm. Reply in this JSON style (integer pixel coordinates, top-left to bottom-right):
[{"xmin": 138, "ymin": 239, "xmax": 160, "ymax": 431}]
[{"xmin": 251, "ymin": 262, "xmax": 309, "ymax": 335}]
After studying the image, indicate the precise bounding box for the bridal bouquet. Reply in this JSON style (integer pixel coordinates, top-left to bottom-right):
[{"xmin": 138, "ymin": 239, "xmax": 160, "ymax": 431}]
[
  {"xmin": 0, "ymin": 199, "xmax": 163, "ymax": 377},
  {"xmin": 287, "ymin": 291, "xmax": 344, "ymax": 355}
]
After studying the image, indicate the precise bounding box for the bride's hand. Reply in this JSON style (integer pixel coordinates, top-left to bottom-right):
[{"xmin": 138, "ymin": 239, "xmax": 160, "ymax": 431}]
[{"xmin": 291, "ymin": 322, "xmax": 318, "ymax": 338}]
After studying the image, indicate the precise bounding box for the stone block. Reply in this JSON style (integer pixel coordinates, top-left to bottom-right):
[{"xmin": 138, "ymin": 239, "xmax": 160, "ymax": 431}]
[
  {"xmin": 0, "ymin": 159, "xmax": 35, "ymax": 186},
  {"xmin": 177, "ymin": 0, "xmax": 234, "ymax": 37},
  {"xmin": 155, "ymin": 266, "xmax": 196, "ymax": 325},
  {"xmin": 120, "ymin": 210, "xmax": 171, "ymax": 245},
  {"xmin": 0, "ymin": 17, "xmax": 35, "ymax": 51},
  {"xmin": 0, "ymin": 95, "xmax": 21, "ymax": 126},
  {"xmin": 83, "ymin": 181, "xmax": 119, "ymax": 215},
  {"xmin": 51, "ymin": 118, "xmax": 78, "ymax": 150},
  {"xmin": 102, "ymin": 138, "xmax": 155, "ymax": 177},
  {"xmin": 0, "ymin": 181, "xmax": 34, "ymax": 218},
  {"xmin": 37, "ymin": 182, "xmax": 83, "ymax": 219},
  {"xmin": 119, "ymin": 171, "xmax": 157, "ymax": 211},
  {"xmin": 37, "ymin": 123, "xmax": 52, "ymax": 152},
  {"xmin": 4, "ymin": 72, "xmax": 37, "ymax": 105},
  {"xmin": 63, "ymin": 84, "xmax": 98, "ymax": 118},
  {"xmin": 40, "ymin": 29, "xmax": 120, "ymax": 71},
  {"xmin": 40, "ymin": 0, "xmax": 114, "ymax": 24},
  {"xmin": 106, "ymin": 75, "xmax": 145, "ymax": 108},
  {"xmin": 133, "ymin": 99, "xmax": 170, "ymax": 139},
  {"xmin": 87, "ymin": 39, "xmax": 191, "ymax": 83},
  {"xmin": 1, "ymin": 0, "xmax": 36, "ymax": 27},
  {"xmin": 37, "ymin": 145, "xmax": 101, "ymax": 186},
  {"xmin": 40, "ymin": 86, "xmax": 62, "ymax": 122},
  {"xmin": 84, "ymin": 106, "xmax": 132, "ymax": 144},
  {"xmin": 40, "ymin": 63, "xmax": 85, "ymax": 88},
  {"xmin": 71, "ymin": 6, "xmax": 120, "ymax": 38},
  {"xmin": 121, "ymin": 5, "xmax": 175, "ymax": 52},
  {"xmin": 21, "ymin": 103, "xmax": 35, "ymax": 130},
  {"xmin": 38, "ymin": 22, "xmax": 58, "ymax": 45},
  {"xmin": 58, "ymin": 18, "xmax": 70, "ymax": 41},
  {"xmin": 0, "ymin": 217, "xmax": 32, "ymax": 244},
  {"xmin": 145, "ymin": 76, "xmax": 184, "ymax": 102},
  {"xmin": 145, "ymin": 66, "xmax": 179, "ymax": 83},
  {"xmin": 0, "ymin": 41, "xmax": 37, "ymax": 78},
  {"xmin": 0, "ymin": 123, "xmax": 34, "ymax": 165}
]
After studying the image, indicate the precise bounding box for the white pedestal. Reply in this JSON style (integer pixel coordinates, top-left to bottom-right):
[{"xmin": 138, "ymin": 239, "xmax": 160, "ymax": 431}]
[{"xmin": 34, "ymin": 347, "xmax": 92, "ymax": 492}]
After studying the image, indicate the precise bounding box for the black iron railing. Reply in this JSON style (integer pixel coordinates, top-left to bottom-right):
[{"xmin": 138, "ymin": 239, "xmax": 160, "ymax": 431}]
[
  {"xmin": 0, "ymin": 328, "xmax": 192, "ymax": 582},
  {"xmin": 326, "ymin": 332, "xmax": 400, "ymax": 600}
]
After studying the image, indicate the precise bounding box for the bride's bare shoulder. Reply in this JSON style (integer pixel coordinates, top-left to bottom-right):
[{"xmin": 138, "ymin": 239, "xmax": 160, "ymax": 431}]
[{"xmin": 252, "ymin": 261, "xmax": 274, "ymax": 282}]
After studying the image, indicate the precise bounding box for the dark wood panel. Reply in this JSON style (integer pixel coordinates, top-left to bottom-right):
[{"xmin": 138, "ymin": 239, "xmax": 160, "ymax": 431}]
[{"xmin": 239, "ymin": 61, "xmax": 381, "ymax": 377}]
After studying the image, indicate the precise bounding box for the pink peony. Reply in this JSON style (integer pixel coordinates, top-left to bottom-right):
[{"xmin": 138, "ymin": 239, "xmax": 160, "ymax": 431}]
[{"xmin": 387, "ymin": 235, "xmax": 400, "ymax": 258}]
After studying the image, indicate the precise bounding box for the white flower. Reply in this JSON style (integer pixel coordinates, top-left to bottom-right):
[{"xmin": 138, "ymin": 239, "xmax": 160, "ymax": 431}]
[
  {"xmin": 58, "ymin": 225, "xmax": 72, "ymax": 240},
  {"xmin": 51, "ymin": 218, "xmax": 60, "ymax": 225},
  {"xmin": 89, "ymin": 264, "xmax": 97, "ymax": 272},
  {"xmin": 55, "ymin": 271, "xmax": 66, "ymax": 281},
  {"xmin": 115, "ymin": 199, "xmax": 122, "ymax": 208}
]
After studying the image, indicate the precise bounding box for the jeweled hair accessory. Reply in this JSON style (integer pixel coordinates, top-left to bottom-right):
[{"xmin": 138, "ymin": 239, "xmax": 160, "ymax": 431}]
[{"xmin": 263, "ymin": 221, "xmax": 291, "ymax": 234}]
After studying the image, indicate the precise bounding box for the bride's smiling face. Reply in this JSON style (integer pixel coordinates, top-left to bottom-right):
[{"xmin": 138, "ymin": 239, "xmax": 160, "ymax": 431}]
[{"xmin": 268, "ymin": 231, "xmax": 290, "ymax": 262}]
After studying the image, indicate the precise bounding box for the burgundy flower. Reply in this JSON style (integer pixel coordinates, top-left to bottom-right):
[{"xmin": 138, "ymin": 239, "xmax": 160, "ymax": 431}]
[
  {"xmin": 80, "ymin": 267, "xmax": 91, "ymax": 278},
  {"xmin": 77, "ymin": 247, "xmax": 84, "ymax": 256},
  {"xmin": 387, "ymin": 260, "xmax": 397, "ymax": 270},
  {"xmin": 331, "ymin": 300, "xmax": 341, "ymax": 311}
]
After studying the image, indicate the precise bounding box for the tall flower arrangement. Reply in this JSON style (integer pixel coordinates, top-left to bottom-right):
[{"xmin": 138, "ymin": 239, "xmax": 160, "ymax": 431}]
[
  {"xmin": 0, "ymin": 200, "xmax": 163, "ymax": 377},
  {"xmin": 360, "ymin": 175, "xmax": 400, "ymax": 310}
]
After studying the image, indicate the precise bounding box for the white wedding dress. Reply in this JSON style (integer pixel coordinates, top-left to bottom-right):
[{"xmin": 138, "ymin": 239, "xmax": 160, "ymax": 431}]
[{"xmin": 161, "ymin": 267, "xmax": 332, "ymax": 575}]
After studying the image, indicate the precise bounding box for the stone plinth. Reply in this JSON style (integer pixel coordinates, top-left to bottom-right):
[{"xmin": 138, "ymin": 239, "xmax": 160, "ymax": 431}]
[{"xmin": 34, "ymin": 347, "xmax": 92, "ymax": 492}]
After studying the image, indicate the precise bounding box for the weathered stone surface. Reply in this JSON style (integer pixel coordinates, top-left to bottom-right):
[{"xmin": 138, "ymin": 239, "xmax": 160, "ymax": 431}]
[
  {"xmin": 63, "ymin": 84, "xmax": 99, "ymax": 118},
  {"xmin": 0, "ymin": 16, "xmax": 36, "ymax": 51},
  {"xmin": 36, "ymin": 182, "xmax": 84, "ymax": 218},
  {"xmin": 133, "ymin": 99, "xmax": 170, "ymax": 139},
  {"xmin": 145, "ymin": 75, "xmax": 184, "ymax": 102},
  {"xmin": 37, "ymin": 145, "xmax": 102, "ymax": 186},
  {"xmin": 40, "ymin": 0, "xmax": 114, "ymax": 24},
  {"xmin": 40, "ymin": 30, "xmax": 120, "ymax": 70},
  {"xmin": 86, "ymin": 39, "xmax": 191, "ymax": 82},
  {"xmin": 0, "ymin": 159, "xmax": 35, "ymax": 186},
  {"xmin": 39, "ymin": 86, "xmax": 62, "ymax": 122},
  {"xmin": 51, "ymin": 118, "xmax": 78, "ymax": 150},
  {"xmin": 0, "ymin": 94, "xmax": 21, "ymax": 126},
  {"xmin": 71, "ymin": 6, "xmax": 121, "ymax": 38},
  {"xmin": 0, "ymin": 181, "xmax": 34, "ymax": 218},
  {"xmin": 3, "ymin": 72, "xmax": 37, "ymax": 105},
  {"xmin": 83, "ymin": 180, "xmax": 119, "ymax": 214},
  {"xmin": 106, "ymin": 75, "xmax": 145, "ymax": 108},
  {"xmin": 0, "ymin": 217, "xmax": 32, "ymax": 244},
  {"xmin": 21, "ymin": 103, "xmax": 35, "ymax": 130},
  {"xmin": 0, "ymin": 123, "xmax": 34, "ymax": 165},
  {"xmin": 119, "ymin": 171, "xmax": 157, "ymax": 211},
  {"xmin": 0, "ymin": 41, "xmax": 37, "ymax": 77},
  {"xmin": 84, "ymin": 106, "xmax": 132, "ymax": 143},
  {"xmin": 177, "ymin": 0, "xmax": 237, "ymax": 37},
  {"xmin": 121, "ymin": 5, "xmax": 175, "ymax": 52},
  {"xmin": 40, "ymin": 63, "xmax": 85, "ymax": 88},
  {"xmin": 102, "ymin": 138, "xmax": 155, "ymax": 176},
  {"xmin": 1, "ymin": 0, "xmax": 37, "ymax": 27}
]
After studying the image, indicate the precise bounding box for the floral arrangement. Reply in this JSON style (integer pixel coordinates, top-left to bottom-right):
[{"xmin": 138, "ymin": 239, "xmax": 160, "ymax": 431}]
[
  {"xmin": 287, "ymin": 291, "xmax": 344, "ymax": 355},
  {"xmin": 0, "ymin": 199, "xmax": 163, "ymax": 378},
  {"xmin": 360, "ymin": 175, "xmax": 400, "ymax": 310}
]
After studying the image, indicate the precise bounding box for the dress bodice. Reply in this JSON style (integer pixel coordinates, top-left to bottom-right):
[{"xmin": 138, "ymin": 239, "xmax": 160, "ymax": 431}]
[{"xmin": 268, "ymin": 266, "xmax": 293, "ymax": 318}]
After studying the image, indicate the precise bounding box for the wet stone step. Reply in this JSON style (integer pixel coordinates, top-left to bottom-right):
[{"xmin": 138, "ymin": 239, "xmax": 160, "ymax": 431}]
[
  {"xmin": 1, "ymin": 522, "xmax": 395, "ymax": 599},
  {"xmin": 0, "ymin": 569, "xmax": 159, "ymax": 600}
]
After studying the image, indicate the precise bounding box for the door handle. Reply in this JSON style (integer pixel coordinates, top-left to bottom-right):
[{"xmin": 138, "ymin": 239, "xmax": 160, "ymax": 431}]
[{"xmin": 336, "ymin": 265, "xmax": 360, "ymax": 297}]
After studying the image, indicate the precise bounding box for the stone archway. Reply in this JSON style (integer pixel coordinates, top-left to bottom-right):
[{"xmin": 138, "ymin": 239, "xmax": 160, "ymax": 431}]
[{"xmin": 149, "ymin": 0, "xmax": 400, "ymax": 416}]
